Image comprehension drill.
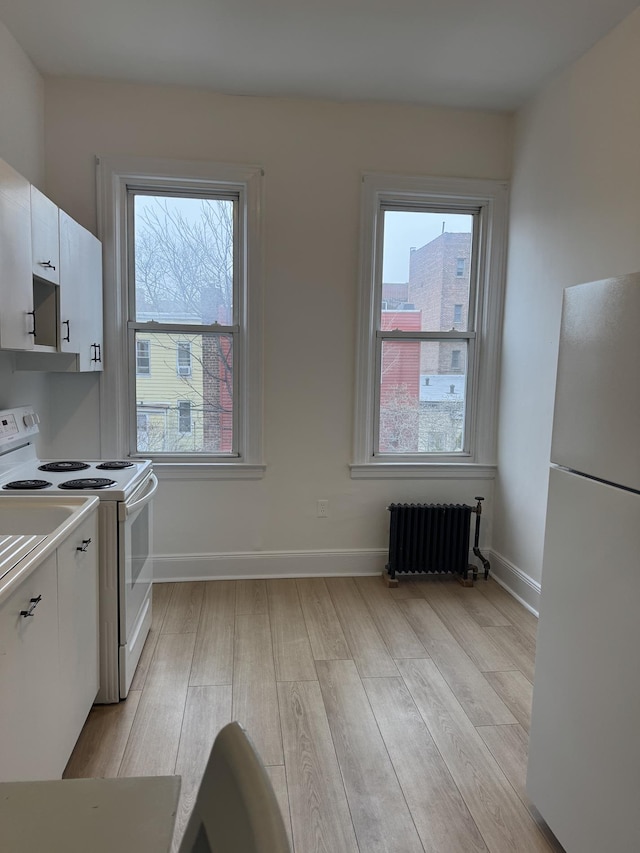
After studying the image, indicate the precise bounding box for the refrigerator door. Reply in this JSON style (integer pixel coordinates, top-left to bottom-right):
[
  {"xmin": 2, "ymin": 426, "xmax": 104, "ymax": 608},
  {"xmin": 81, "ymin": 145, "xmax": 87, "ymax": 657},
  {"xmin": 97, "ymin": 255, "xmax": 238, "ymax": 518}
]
[
  {"xmin": 527, "ymin": 466, "xmax": 640, "ymax": 852},
  {"xmin": 551, "ymin": 273, "xmax": 640, "ymax": 492}
]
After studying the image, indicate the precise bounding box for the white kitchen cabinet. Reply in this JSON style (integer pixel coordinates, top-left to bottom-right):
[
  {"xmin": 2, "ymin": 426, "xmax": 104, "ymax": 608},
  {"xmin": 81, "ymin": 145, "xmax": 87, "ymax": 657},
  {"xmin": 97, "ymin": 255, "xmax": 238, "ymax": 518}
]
[
  {"xmin": 59, "ymin": 210, "xmax": 104, "ymax": 371},
  {"xmin": 0, "ymin": 509, "xmax": 100, "ymax": 782},
  {"xmin": 30, "ymin": 186, "xmax": 60, "ymax": 286},
  {"xmin": 0, "ymin": 157, "xmax": 105, "ymax": 370},
  {"xmin": 57, "ymin": 512, "xmax": 99, "ymax": 766},
  {"xmin": 0, "ymin": 553, "xmax": 61, "ymax": 781},
  {"xmin": 0, "ymin": 159, "xmax": 34, "ymax": 351}
]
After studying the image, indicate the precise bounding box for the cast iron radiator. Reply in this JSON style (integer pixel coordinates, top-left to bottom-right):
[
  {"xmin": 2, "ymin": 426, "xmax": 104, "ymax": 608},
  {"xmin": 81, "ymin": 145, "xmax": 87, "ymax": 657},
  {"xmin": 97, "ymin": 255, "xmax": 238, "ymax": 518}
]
[{"xmin": 385, "ymin": 498, "xmax": 490, "ymax": 582}]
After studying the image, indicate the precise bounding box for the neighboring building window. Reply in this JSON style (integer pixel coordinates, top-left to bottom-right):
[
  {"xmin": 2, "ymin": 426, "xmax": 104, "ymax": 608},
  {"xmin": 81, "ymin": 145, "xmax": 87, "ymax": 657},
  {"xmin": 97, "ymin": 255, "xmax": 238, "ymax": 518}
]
[
  {"xmin": 176, "ymin": 341, "xmax": 192, "ymax": 377},
  {"xmin": 136, "ymin": 408, "xmax": 167, "ymax": 453},
  {"xmin": 97, "ymin": 155, "xmax": 264, "ymax": 471},
  {"xmin": 353, "ymin": 173, "xmax": 508, "ymax": 473},
  {"xmin": 136, "ymin": 340, "xmax": 150, "ymax": 375},
  {"xmin": 177, "ymin": 400, "xmax": 192, "ymax": 434}
]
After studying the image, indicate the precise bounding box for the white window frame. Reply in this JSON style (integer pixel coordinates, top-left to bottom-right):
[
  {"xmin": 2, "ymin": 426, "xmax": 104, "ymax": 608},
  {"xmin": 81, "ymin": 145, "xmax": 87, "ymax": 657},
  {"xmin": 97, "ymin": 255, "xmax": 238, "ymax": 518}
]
[
  {"xmin": 352, "ymin": 173, "xmax": 508, "ymax": 479},
  {"xmin": 176, "ymin": 341, "xmax": 192, "ymax": 377},
  {"xmin": 97, "ymin": 155, "xmax": 265, "ymax": 478}
]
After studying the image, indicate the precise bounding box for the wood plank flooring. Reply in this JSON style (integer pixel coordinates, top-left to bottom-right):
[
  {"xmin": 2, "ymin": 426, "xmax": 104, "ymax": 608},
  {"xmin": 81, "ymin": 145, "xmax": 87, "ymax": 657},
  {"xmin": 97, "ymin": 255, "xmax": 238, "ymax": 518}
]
[{"xmin": 65, "ymin": 575, "xmax": 563, "ymax": 853}]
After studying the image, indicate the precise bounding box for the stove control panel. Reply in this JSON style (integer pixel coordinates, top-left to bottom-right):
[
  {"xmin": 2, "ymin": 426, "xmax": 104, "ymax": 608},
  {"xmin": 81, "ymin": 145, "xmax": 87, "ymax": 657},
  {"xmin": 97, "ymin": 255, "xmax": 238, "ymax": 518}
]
[{"xmin": 0, "ymin": 406, "xmax": 39, "ymax": 448}]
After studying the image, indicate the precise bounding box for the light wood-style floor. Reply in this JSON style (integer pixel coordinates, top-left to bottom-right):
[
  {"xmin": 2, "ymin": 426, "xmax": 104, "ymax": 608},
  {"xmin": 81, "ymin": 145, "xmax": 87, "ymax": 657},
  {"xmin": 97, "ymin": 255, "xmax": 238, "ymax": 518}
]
[{"xmin": 65, "ymin": 576, "xmax": 564, "ymax": 852}]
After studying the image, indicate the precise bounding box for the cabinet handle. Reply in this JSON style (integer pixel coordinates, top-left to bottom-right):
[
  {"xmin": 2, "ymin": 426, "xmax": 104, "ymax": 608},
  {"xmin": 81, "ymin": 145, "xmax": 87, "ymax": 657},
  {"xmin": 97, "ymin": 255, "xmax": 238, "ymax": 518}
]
[
  {"xmin": 96, "ymin": 343, "xmax": 102, "ymax": 363},
  {"xmin": 76, "ymin": 538, "xmax": 92, "ymax": 552},
  {"xmin": 62, "ymin": 320, "xmax": 70, "ymax": 342},
  {"xmin": 27, "ymin": 311, "xmax": 37, "ymax": 338},
  {"xmin": 39, "ymin": 260, "xmax": 56, "ymax": 271},
  {"xmin": 91, "ymin": 343, "xmax": 102, "ymax": 363},
  {"xmin": 20, "ymin": 595, "xmax": 42, "ymax": 618}
]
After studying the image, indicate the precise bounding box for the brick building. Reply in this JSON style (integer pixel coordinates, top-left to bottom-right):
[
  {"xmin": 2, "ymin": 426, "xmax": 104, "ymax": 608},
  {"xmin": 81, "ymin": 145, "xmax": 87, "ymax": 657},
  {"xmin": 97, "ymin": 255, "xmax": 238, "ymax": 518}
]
[{"xmin": 407, "ymin": 231, "xmax": 471, "ymax": 374}]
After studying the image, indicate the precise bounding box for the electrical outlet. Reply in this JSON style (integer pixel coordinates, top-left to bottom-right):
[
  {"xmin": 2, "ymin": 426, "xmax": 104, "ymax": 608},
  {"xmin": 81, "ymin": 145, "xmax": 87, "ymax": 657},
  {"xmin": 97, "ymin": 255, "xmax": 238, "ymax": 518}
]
[{"xmin": 317, "ymin": 499, "xmax": 329, "ymax": 518}]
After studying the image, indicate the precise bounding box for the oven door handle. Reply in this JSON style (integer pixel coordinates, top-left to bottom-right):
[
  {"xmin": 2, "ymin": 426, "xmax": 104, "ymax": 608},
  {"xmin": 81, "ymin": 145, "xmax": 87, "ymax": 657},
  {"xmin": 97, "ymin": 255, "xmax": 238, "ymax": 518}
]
[{"xmin": 120, "ymin": 473, "xmax": 158, "ymax": 521}]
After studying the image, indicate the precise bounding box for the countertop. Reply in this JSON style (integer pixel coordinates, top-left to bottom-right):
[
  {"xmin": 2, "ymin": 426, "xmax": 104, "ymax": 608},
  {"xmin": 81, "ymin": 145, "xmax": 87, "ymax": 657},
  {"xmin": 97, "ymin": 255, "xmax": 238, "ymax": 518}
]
[
  {"xmin": 0, "ymin": 495, "xmax": 99, "ymax": 604},
  {"xmin": 0, "ymin": 775, "xmax": 181, "ymax": 853}
]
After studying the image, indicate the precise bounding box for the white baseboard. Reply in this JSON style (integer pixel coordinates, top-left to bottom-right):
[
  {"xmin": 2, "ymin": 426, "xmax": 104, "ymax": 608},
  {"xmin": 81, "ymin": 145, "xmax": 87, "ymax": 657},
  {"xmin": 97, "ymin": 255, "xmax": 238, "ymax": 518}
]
[
  {"xmin": 488, "ymin": 549, "xmax": 541, "ymax": 616},
  {"xmin": 153, "ymin": 548, "xmax": 388, "ymax": 582}
]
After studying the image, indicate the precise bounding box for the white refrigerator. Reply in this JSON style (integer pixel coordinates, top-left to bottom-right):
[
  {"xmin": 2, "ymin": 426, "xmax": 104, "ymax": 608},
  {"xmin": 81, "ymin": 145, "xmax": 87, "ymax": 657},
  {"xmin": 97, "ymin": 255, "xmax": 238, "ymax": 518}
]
[{"xmin": 527, "ymin": 273, "xmax": 640, "ymax": 852}]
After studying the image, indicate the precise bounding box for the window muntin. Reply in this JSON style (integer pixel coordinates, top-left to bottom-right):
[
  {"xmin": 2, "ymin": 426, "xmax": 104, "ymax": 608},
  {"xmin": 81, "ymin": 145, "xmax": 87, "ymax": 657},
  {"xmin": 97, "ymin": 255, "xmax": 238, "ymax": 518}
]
[{"xmin": 129, "ymin": 191, "xmax": 239, "ymax": 458}]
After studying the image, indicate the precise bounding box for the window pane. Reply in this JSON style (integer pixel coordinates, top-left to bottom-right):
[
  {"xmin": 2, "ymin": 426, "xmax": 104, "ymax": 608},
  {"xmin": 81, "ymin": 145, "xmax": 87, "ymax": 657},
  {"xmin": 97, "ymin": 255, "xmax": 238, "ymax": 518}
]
[
  {"xmin": 381, "ymin": 210, "xmax": 472, "ymax": 331},
  {"xmin": 133, "ymin": 195, "xmax": 234, "ymax": 325},
  {"xmin": 135, "ymin": 331, "xmax": 233, "ymax": 453},
  {"xmin": 136, "ymin": 339, "xmax": 150, "ymax": 375},
  {"xmin": 378, "ymin": 340, "xmax": 467, "ymax": 454}
]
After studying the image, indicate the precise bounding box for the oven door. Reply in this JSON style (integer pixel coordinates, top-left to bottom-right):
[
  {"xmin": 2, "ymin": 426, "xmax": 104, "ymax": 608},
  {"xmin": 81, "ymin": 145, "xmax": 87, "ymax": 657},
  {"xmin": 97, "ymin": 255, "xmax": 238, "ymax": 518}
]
[{"xmin": 117, "ymin": 472, "xmax": 158, "ymax": 697}]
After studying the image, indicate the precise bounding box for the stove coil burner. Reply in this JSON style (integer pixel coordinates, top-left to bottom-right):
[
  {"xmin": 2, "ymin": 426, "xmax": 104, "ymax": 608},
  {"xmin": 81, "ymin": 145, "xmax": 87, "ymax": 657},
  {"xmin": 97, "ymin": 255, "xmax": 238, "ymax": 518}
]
[
  {"xmin": 58, "ymin": 477, "xmax": 117, "ymax": 490},
  {"xmin": 96, "ymin": 461, "xmax": 135, "ymax": 470},
  {"xmin": 39, "ymin": 461, "xmax": 90, "ymax": 473},
  {"xmin": 3, "ymin": 479, "xmax": 53, "ymax": 490}
]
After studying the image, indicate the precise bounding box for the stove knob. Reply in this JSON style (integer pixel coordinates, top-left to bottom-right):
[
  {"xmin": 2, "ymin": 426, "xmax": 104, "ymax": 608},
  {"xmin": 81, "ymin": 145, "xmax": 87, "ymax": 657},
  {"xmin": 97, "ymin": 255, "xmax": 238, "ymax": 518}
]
[{"xmin": 23, "ymin": 412, "xmax": 40, "ymax": 429}]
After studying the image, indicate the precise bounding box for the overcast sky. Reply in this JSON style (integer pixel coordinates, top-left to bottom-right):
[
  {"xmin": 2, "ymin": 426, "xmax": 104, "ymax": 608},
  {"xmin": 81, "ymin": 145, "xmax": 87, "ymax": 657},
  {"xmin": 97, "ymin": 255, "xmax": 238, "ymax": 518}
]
[{"xmin": 383, "ymin": 210, "xmax": 472, "ymax": 282}]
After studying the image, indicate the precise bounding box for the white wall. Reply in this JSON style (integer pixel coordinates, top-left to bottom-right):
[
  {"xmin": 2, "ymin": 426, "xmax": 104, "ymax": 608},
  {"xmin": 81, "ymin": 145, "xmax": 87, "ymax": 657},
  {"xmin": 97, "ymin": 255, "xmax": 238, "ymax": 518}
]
[
  {"xmin": 0, "ymin": 20, "xmax": 50, "ymax": 430},
  {"xmin": 494, "ymin": 8, "xmax": 640, "ymax": 600},
  {"xmin": 42, "ymin": 80, "xmax": 512, "ymax": 576}
]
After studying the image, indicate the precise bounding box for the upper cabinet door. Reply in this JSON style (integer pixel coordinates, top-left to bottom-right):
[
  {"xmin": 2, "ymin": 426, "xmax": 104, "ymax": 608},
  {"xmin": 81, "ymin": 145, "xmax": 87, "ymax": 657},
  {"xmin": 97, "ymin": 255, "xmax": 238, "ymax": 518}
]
[
  {"xmin": 59, "ymin": 211, "xmax": 104, "ymax": 371},
  {"xmin": 0, "ymin": 159, "xmax": 34, "ymax": 351},
  {"xmin": 31, "ymin": 186, "xmax": 60, "ymax": 285}
]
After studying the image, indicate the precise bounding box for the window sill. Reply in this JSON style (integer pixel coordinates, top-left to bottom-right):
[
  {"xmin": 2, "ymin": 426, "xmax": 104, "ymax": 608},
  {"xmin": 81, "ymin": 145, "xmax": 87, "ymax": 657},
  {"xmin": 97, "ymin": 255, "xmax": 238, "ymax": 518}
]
[
  {"xmin": 154, "ymin": 463, "xmax": 266, "ymax": 481},
  {"xmin": 349, "ymin": 462, "xmax": 497, "ymax": 480}
]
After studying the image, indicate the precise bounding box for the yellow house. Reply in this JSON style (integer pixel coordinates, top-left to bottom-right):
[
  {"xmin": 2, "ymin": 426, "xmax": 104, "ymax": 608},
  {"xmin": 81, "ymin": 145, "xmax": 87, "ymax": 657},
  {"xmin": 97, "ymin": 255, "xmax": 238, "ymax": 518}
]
[{"xmin": 135, "ymin": 333, "xmax": 205, "ymax": 453}]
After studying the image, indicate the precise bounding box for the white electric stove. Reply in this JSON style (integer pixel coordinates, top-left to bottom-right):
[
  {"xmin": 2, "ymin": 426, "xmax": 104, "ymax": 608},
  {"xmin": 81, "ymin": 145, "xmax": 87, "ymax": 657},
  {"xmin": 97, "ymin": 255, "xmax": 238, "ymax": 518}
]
[{"xmin": 0, "ymin": 406, "xmax": 158, "ymax": 702}]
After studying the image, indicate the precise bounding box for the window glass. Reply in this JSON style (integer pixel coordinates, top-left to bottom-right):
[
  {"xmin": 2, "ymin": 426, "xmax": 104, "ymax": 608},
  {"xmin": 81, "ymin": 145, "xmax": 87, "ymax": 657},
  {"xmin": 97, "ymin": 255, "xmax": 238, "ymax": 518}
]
[
  {"xmin": 134, "ymin": 196, "xmax": 234, "ymax": 326},
  {"xmin": 178, "ymin": 401, "xmax": 192, "ymax": 434},
  {"xmin": 133, "ymin": 331, "xmax": 233, "ymax": 454},
  {"xmin": 376, "ymin": 208, "xmax": 473, "ymax": 455},
  {"xmin": 379, "ymin": 340, "xmax": 467, "ymax": 454},
  {"xmin": 131, "ymin": 191, "xmax": 238, "ymax": 457},
  {"xmin": 380, "ymin": 210, "xmax": 472, "ymax": 332},
  {"xmin": 136, "ymin": 339, "xmax": 150, "ymax": 375},
  {"xmin": 177, "ymin": 341, "xmax": 192, "ymax": 376}
]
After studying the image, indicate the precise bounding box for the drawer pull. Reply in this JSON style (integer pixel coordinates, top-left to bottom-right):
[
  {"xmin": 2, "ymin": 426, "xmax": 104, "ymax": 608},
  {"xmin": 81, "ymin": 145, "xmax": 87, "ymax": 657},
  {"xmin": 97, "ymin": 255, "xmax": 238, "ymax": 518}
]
[
  {"xmin": 76, "ymin": 538, "xmax": 92, "ymax": 553},
  {"xmin": 20, "ymin": 596, "xmax": 42, "ymax": 618}
]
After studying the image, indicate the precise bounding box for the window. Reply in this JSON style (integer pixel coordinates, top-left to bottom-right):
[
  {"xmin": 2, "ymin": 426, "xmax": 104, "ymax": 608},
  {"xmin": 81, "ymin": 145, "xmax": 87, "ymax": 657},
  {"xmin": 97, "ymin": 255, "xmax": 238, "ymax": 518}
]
[
  {"xmin": 176, "ymin": 342, "xmax": 192, "ymax": 377},
  {"xmin": 353, "ymin": 173, "xmax": 508, "ymax": 475},
  {"xmin": 136, "ymin": 339, "xmax": 150, "ymax": 375},
  {"xmin": 97, "ymin": 156, "xmax": 264, "ymax": 475},
  {"xmin": 177, "ymin": 400, "xmax": 192, "ymax": 434}
]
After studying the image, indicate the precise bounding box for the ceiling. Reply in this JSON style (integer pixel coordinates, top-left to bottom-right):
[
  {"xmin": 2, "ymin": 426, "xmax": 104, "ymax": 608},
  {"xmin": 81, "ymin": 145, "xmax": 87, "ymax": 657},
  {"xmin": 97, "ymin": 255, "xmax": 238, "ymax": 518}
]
[{"xmin": 0, "ymin": 0, "xmax": 638, "ymax": 111}]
